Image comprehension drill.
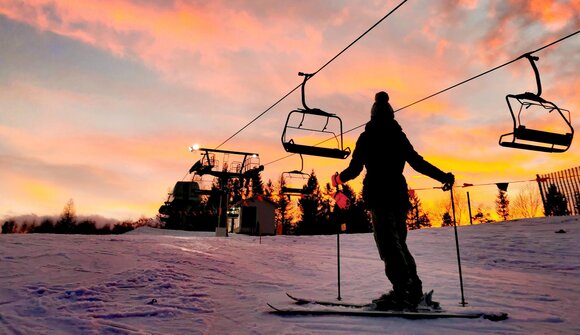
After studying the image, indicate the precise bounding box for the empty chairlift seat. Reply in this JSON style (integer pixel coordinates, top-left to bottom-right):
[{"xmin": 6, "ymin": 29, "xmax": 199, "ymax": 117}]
[
  {"xmin": 281, "ymin": 72, "xmax": 351, "ymax": 159},
  {"xmin": 499, "ymin": 54, "xmax": 574, "ymax": 153}
]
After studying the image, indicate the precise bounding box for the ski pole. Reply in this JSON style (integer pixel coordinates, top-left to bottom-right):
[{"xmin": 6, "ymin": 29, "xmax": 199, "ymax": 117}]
[
  {"xmin": 450, "ymin": 187, "xmax": 467, "ymax": 306},
  {"xmin": 332, "ymin": 174, "xmax": 344, "ymax": 301},
  {"xmin": 337, "ymin": 218, "xmax": 342, "ymax": 301}
]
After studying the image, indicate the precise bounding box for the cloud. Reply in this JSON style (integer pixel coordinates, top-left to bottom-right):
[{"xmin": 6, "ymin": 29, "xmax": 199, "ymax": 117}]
[
  {"xmin": 416, "ymin": 0, "xmax": 580, "ymax": 67},
  {"xmin": 0, "ymin": 1, "xmax": 577, "ymax": 219}
]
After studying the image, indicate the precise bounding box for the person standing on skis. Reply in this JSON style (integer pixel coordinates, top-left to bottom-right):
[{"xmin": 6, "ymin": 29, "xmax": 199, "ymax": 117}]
[{"xmin": 331, "ymin": 91, "xmax": 454, "ymax": 310}]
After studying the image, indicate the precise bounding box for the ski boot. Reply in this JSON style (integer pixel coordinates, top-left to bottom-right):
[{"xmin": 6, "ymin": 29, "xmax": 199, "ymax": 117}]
[
  {"xmin": 416, "ymin": 290, "xmax": 441, "ymax": 311},
  {"xmin": 372, "ymin": 290, "xmax": 418, "ymax": 311}
]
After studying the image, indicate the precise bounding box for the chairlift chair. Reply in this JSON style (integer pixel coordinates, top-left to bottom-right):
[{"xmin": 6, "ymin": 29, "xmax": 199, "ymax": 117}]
[
  {"xmin": 281, "ymin": 72, "xmax": 351, "ymax": 159},
  {"xmin": 499, "ymin": 54, "xmax": 574, "ymax": 153},
  {"xmin": 280, "ymin": 170, "xmax": 312, "ymax": 197}
]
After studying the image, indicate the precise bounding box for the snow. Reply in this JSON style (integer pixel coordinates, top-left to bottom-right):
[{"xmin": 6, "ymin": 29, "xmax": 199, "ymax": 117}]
[{"xmin": 1, "ymin": 216, "xmax": 579, "ymax": 335}]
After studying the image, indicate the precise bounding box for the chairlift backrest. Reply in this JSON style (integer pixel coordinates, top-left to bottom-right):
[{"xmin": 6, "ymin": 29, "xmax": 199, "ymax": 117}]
[{"xmin": 280, "ymin": 170, "xmax": 312, "ymax": 196}]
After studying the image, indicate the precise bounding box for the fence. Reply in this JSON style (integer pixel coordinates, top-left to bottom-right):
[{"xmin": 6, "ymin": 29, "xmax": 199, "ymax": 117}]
[{"xmin": 536, "ymin": 166, "xmax": 580, "ymax": 216}]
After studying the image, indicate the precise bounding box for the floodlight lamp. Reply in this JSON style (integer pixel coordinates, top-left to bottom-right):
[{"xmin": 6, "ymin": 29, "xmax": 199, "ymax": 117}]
[{"xmin": 189, "ymin": 143, "xmax": 200, "ymax": 152}]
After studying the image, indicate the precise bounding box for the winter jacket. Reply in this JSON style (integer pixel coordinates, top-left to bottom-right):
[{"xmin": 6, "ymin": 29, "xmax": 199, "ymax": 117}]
[{"xmin": 338, "ymin": 114, "xmax": 449, "ymax": 210}]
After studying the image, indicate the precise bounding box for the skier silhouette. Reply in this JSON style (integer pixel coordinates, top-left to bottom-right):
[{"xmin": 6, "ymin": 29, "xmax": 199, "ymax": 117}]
[{"xmin": 331, "ymin": 91, "xmax": 454, "ymax": 310}]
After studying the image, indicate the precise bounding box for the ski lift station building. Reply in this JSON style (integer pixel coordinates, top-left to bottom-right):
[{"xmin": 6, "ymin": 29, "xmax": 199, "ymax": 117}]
[{"xmin": 231, "ymin": 196, "xmax": 276, "ymax": 236}]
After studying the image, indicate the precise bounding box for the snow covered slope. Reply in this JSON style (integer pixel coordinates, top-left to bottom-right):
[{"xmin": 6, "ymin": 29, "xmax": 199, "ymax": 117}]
[{"xmin": 1, "ymin": 216, "xmax": 578, "ymax": 334}]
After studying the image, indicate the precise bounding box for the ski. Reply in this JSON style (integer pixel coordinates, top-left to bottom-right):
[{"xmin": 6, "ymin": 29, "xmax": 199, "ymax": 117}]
[
  {"xmin": 285, "ymin": 290, "xmax": 440, "ymax": 312},
  {"xmin": 285, "ymin": 292, "xmax": 371, "ymax": 309},
  {"xmin": 267, "ymin": 303, "xmax": 508, "ymax": 321}
]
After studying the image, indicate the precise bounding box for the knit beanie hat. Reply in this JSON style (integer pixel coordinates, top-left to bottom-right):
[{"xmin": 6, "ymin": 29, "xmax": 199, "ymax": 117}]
[{"xmin": 370, "ymin": 91, "xmax": 393, "ymax": 117}]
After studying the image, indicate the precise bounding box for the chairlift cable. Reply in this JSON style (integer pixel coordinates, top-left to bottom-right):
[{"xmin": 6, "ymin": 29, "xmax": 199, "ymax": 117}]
[
  {"xmin": 214, "ymin": 0, "xmax": 408, "ymax": 150},
  {"xmin": 262, "ymin": 29, "xmax": 580, "ymax": 167},
  {"xmin": 311, "ymin": 0, "xmax": 408, "ymax": 77},
  {"xmin": 411, "ymin": 175, "xmax": 580, "ymax": 192},
  {"xmin": 393, "ymin": 29, "xmax": 580, "ymax": 115},
  {"xmin": 214, "ymin": 85, "xmax": 302, "ymax": 150}
]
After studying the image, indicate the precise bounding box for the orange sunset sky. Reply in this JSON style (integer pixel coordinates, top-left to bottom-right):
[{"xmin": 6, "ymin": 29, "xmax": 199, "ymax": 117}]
[{"xmin": 1, "ymin": 0, "xmax": 579, "ymax": 222}]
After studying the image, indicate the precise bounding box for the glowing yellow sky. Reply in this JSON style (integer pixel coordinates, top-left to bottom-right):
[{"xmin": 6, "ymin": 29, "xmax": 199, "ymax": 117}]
[{"xmin": 0, "ymin": 1, "xmax": 578, "ymax": 221}]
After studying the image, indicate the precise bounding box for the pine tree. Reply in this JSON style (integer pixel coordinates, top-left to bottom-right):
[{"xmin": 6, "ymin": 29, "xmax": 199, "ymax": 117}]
[
  {"xmin": 544, "ymin": 184, "xmax": 568, "ymax": 216},
  {"xmin": 344, "ymin": 186, "xmax": 372, "ymax": 233},
  {"xmin": 2, "ymin": 220, "xmax": 15, "ymax": 234},
  {"xmin": 296, "ymin": 173, "xmax": 320, "ymax": 235},
  {"xmin": 32, "ymin": 218, "xmax": 55, "ymax": 233},
  {"xmin": 296, "ymin": 170, "xmax": 333, "ymax": 235},
  {"xmin": 76, "ymin": 220, "xmax": 98, "ymax": 234},
  {"xmin": 407, "ymin": 189, "xmax": 431, "ymax": 230},
  {"xmin": 496, "ymin": 190, "xmax": 510, "ymax": 221},
  {"xmin": 251, "ymin": 171, "xmax": 265, "ymax": 196},
  {"xmin": 441, "ymin": 212, "xmax": 453, "ymax": 227},
  {"xmin": 325, "ymin": 181, "xmax": 344, "ymax": 234},
  {"xmin": 320, "ymin": 182, "xmax": 334, "ymax": 230},
  {"xmin": 264, "ymin": 179, "xmax": 275, "ymax": 201},
  {"xmin": 55, "ymin": 199, "xmax": 77, "ymax": 233},
  {"xmin": 275, "ymin": 175, "xmax": 293, "ymax": 235}
]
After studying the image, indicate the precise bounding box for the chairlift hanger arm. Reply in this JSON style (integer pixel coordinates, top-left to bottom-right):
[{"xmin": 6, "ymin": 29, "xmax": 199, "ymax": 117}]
[
  {"xmin": 299, "ymin": 72, "xmax": 314, "ymax": 110},
  {"xmin": 521, "ymin": 53, "xmax": 542, "ymax": 96}
]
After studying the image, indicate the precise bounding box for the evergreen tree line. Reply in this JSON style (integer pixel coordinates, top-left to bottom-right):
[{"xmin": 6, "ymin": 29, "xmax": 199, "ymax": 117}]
[
  {"xmin": 254, "ymin": 170, "xmax": 374, "ymax": 235},
  {"xmin": 2, "ymin": 199, "xmax": 154, "ymax": 235},
  {"xmin": 4, "ymin": 174, "xmax": 570, "ymax": 236},
  {"xmin": 239, "ymin": 171, "xmax": 572, "ymax": 233},
  {"xmin": 160, "ymin": 170, "xmax": 513, "ymax": 235}
]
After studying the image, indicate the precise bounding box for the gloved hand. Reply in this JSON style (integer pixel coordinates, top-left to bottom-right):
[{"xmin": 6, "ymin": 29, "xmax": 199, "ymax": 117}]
[
  {"xmin": 334, "ymin": 191, "xmax": 350, "ymax": 210},
  {"xmin": 331, "ymin": 172, "xmax": 344, "ymax": 188},
  {"xmin": 442, "ymin": 172, "xmax": 455, "ymax": 191}
]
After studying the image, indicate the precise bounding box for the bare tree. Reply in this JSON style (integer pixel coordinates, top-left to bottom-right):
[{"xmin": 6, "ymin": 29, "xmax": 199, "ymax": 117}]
[
  {"xmin": 451, "ymin": 189, "xmax": 467, "ymax": 225},
  {"xmin": 433, "ymin": 189, "xmax": 466, "ymax": 226},
  {"xmin": 511, "ymin": 184, "xmax": 542, "ymax": 219}
]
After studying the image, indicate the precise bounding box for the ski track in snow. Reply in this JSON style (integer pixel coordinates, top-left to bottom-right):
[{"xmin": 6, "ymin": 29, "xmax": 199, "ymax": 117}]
[{"xmin": 0, "ymin": 217, "xmax": 578, "ymax": 334}]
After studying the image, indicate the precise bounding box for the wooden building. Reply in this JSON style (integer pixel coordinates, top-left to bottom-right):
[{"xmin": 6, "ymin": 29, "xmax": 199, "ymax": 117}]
[{"xmin": 232, "ymin": 196, "xmax": 276, "ymax": 235}]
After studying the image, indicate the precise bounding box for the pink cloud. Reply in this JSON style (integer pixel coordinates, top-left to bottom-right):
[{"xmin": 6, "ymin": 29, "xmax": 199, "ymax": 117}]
[{"xmin": 1, "ymin": 1, "xmax": 577, "ymax": 219}]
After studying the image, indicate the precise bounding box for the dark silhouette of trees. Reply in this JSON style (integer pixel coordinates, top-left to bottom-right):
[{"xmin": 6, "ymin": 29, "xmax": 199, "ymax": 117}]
[
  {"xmin": 544, "ymin": 184, "xmax": 568, "ymax": 216},
  {"xmin": 55, "ymin": 199, "xmax": 77, "ymax": 234},
  {"xmin": 32, "ymin": 218, "xmax": 55, "ymax": 233},
  {"xmin": 248, "ymin": 172, "xmax": 265, "ymax": 197},
  {"xmin": 2, "ymin": 215, "xmax": 139, "ymax": 235},
  {"xmin": 264, "ymin": 179, "xmax": 275, "ymax": 200},
  {"xmin": 441, "ymin": 212, "xmax": 453, "ymax": 227},
  {"xmin": 111, "ymin": 221, "xmax": 134, "ymax": 234},
  {"xmin": 2, "ymin": 220, "xmax": 15, "ymax": 234},
  {"xmin": 473, "ymin": 208, "xmax": 494, "ymax": 224},
  {"xmin": 75, "ymin": 220, "xmax": 100, "ymax": 234},
  {"xmin": 266, "ymin": 177, "xmax": 289, "ymax": 235},
  {"xmin": 407, "ymin": 189, "xmax": 431, "ymax": 230},
  {"xmin": 496, "ymin": 190, "xmax": 510, "ymax": 221},
  {"xmin": 327, "ymin": 183, "xmax": 372, "ymax": 234},
  {"xmin": 347, "ymin": 195, "xmax": 373, "ymax": 233},
  {"xmin": 295, "ymin": 171, "xmax": 334, "ymax": 235}
]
